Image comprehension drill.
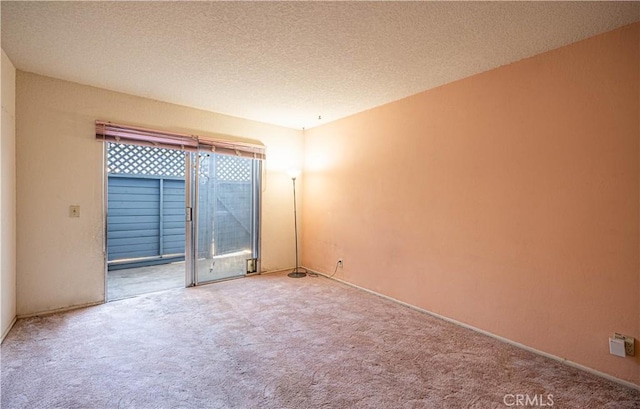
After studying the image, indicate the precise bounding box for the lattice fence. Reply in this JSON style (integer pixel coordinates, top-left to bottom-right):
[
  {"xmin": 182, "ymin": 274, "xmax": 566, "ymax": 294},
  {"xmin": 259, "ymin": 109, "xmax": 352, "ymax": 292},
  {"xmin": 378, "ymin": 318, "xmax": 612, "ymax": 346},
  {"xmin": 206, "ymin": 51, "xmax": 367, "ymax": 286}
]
[
  {"xmin": 215, "ymin": 155, "xmax": 252, "ymax": 182},
  {"xmin": 107, "ymin": 143, "xmax": 185, "ymax": 177},
  {"xmin": 109, "ymin": 143, "xmax": 252, "ymax": 182}
]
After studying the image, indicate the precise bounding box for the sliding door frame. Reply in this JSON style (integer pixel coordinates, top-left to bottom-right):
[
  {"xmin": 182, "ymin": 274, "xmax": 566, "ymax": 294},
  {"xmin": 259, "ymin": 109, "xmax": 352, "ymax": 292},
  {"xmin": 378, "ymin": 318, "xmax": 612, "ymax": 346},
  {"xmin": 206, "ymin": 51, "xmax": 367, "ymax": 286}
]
[
  {"xmin": 101, "ymin": 143, "xmax": 262, "ymax": 302},
  {"xmin": 251, "ymin": 159, "xmax": 262, "ymax": 275},
  {"xmin": 192, "ymin": 151, "xmax": 262, "ymax": 285},
  {"xmin": 103, "ymin": 143, "xmax": 108, "ymax": 302},
  {"xmin": 185, "ymin": 153, "xmax": 195, "ymax": 287}
]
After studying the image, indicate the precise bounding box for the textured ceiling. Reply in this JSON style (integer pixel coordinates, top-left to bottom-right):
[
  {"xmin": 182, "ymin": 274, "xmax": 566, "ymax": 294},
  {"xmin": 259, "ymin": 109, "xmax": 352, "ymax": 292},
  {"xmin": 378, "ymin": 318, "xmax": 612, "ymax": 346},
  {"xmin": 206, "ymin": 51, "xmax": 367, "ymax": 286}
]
[{"xmin": 2, "ymin": 2, "xmax": 640, "ymax": 130}]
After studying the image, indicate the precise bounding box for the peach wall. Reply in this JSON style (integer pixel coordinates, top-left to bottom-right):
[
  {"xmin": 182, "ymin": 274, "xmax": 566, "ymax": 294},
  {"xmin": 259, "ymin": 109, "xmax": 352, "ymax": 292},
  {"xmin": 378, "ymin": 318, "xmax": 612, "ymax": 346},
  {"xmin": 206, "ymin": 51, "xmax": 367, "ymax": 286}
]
[
  {"xmin": 303, "ymin": 23, "xmax": 640, "ymax": 385},
  {"xmin": 16, "ymin": 72, "xmax": 303, "ymax": 316}
]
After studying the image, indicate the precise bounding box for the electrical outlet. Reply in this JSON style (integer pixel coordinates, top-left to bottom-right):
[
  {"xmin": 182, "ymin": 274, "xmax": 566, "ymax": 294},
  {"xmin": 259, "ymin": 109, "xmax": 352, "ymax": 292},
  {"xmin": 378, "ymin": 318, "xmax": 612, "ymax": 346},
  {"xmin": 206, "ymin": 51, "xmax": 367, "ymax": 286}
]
[
  {"xmin": 624, "ymin": 337, "xmax": 636, "ymax": 356},
  {"xmin": 623, "ymin": 336, "xmax": 635, "ymax": 357},
  {"xmin": 614, "ymin": 333, "xmax": 635, "ymax": 357},
  {"xmin": 338, "ymin": 259, "xmax": 343, "ymax": 268}
]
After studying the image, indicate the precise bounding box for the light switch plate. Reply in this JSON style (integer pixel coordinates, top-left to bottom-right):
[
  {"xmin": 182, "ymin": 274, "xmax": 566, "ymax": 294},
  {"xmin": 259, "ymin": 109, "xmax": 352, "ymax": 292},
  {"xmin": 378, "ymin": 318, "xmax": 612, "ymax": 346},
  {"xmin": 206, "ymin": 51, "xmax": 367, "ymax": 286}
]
[{"xmin": 69, "ymin": 205, "xmax": 80, "ymax": 218}]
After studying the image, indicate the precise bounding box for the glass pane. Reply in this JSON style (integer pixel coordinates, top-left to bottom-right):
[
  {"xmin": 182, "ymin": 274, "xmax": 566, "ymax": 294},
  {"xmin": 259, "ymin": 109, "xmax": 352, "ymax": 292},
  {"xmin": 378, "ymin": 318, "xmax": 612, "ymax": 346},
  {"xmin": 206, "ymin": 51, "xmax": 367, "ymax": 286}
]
[
  {"xmin": 196, "ymin": 152, "xmax": 254, "ymax": 283},
  {"xmin": 105, "ymin": 142, "xmax": 187, "ymax": 300}
]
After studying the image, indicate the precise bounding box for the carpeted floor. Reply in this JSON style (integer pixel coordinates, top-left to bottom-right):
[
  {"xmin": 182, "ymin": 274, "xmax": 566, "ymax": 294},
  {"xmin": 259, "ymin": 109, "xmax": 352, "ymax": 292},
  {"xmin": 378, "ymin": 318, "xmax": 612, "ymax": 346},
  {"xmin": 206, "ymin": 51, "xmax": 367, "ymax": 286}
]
[{"xmin": 2, "ymin": 273, "xmax": 639, "ymax": 408}]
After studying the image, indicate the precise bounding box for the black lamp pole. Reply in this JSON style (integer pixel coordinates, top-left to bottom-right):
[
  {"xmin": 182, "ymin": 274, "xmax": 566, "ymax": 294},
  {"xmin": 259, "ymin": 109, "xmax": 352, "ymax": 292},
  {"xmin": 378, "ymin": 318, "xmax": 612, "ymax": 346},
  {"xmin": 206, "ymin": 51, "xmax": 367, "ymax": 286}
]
[{"xmin": 288, "ymin": 173, "xmax": 306, "ymax": 278}]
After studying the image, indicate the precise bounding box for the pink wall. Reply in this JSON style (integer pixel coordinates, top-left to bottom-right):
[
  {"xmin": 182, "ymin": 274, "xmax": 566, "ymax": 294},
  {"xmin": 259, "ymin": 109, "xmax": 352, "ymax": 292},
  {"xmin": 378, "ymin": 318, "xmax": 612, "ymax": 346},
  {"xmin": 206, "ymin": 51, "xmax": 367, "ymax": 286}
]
[{"xmin": 302, "ymin": 23, "xmax": 640, "ymax": 385}]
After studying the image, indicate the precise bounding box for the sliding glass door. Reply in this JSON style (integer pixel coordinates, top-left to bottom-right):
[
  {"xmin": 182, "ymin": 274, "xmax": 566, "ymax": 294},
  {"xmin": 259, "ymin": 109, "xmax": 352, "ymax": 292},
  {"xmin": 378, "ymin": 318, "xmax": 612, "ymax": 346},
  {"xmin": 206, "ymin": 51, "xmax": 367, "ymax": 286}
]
[
  {"xmin": 192, "ymin": 151, "xmax": 260, "ymax": 284},
  {"xmin": 105, "ymin": 144, "xmax": 260, "ymax": 300},
  {"xmin": 100, "ymin": 122, "xmax": 264, "ymax": 298}
]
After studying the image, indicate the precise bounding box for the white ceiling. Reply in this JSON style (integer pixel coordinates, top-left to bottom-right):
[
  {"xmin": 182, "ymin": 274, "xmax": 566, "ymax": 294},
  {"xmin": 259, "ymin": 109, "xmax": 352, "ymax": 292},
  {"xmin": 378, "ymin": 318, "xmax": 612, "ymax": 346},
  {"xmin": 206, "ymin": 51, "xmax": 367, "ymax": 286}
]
[{"xmin": 2, "ymin": 1, "xmax": 639, "ymax": 130}]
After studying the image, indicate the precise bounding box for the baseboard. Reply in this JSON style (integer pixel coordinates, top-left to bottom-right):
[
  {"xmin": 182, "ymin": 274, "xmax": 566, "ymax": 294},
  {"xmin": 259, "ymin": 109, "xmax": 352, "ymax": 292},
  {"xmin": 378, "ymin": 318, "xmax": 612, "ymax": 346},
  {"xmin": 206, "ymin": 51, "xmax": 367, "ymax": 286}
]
[
  {"xmin": 303, "ymin": 266, "xmax": 640, "ymax": 392},
  {"xmin": 1, "ymin": 316, "xmax": 17, "ymax": 344},
  {"xmin": 15, "ymin": 271, "xmax": 290, "ymax": 318},
  {"xmin": 17, "ymin": 300, "xmax": 104, "ymax": 319},
  {"xmin": 259, "ymin": 267, "xmax": 295, "ymax": 275}
]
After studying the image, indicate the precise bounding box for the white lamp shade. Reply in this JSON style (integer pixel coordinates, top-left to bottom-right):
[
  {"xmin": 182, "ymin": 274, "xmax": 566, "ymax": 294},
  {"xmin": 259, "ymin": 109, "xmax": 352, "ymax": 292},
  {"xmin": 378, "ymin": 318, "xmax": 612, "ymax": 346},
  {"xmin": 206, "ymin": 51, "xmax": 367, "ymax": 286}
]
[{"xmin": 287, "ymin": 168, "xmax": 301, "ymax": 179}]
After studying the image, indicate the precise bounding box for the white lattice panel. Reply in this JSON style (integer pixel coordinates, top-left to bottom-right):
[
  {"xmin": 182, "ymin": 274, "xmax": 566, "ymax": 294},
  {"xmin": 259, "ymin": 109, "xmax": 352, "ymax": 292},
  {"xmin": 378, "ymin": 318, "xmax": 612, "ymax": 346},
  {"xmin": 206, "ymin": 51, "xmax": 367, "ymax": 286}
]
[
  {"xmin": 108, "ymin": 143, "xmax": 251, "ymax": 181},
  {"xmin": 215, "ymin": 156, "xmax": 251, "ymax": 182},
  {"xmin": 107, "ymin": 143, "xmax": 185, "ymax": 177}
]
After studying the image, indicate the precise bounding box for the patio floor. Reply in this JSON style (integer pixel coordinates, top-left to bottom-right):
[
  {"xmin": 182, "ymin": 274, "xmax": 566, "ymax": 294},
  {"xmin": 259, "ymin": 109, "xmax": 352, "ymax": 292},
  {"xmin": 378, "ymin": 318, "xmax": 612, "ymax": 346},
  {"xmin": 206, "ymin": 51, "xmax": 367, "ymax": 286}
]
[
  {"xmin": 107, "ymin": 262, "xmax": 185, "ymax": 301},
  {"xmin": 107, "ymin": 251, "xmax": 252, "ymax": 301}
]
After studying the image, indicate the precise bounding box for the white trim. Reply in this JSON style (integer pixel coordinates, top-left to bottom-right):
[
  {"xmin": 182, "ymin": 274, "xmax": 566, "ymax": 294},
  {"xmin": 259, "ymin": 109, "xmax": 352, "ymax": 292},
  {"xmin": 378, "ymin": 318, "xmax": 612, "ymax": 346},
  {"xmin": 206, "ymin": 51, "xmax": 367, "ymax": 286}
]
[
  {"xmin": 303, "ymin": 266, "xmax": 640, "ymax": 392},
  {"xmin": 17, "ymin": 301, "xmax": 103, "ymax": 319},
  {"xmin": 1, "ymin": 316, "xmax": 17, "ymax": 344}
]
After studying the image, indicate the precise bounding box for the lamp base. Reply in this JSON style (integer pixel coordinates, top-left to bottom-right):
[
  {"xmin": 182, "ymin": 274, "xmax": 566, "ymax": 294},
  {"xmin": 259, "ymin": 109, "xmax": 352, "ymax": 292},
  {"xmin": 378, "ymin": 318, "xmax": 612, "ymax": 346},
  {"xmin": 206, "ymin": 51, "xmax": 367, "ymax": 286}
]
[{"xmin": 288, "ymin": 269, "xmax": 307, "ymax": 278}]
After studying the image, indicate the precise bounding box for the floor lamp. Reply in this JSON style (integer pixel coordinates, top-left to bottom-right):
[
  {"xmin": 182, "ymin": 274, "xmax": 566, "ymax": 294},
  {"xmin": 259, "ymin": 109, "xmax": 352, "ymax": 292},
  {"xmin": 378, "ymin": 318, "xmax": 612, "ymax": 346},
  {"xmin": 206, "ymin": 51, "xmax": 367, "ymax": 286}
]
[{"xmin": 287, "ymin": 169, "xmax": 306, "ymax": 278}]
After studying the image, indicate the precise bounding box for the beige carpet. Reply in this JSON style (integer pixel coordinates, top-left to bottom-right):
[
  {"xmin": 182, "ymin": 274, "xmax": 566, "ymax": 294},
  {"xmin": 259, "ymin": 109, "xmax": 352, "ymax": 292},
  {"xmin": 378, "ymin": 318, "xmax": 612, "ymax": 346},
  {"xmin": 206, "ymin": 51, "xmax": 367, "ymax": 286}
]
[{"xmin": 2, "ymin": 273, "xmax": 639, "ymax": 408}]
